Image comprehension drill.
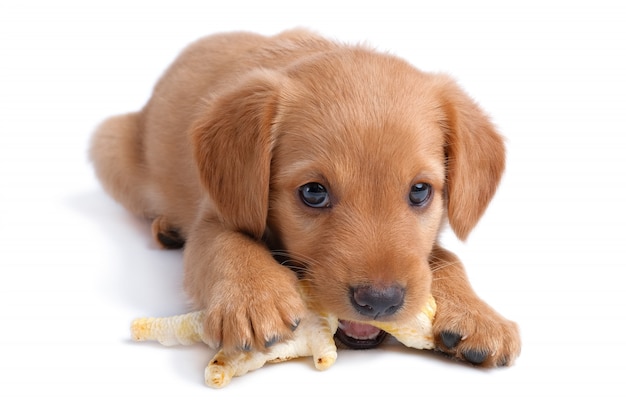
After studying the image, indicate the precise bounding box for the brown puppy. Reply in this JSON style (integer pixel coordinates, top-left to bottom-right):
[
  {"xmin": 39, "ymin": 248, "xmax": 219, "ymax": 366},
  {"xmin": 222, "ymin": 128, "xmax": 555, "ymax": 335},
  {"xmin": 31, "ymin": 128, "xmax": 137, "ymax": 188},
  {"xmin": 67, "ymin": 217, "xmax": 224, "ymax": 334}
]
[{"xmin": 91, "ymin": 29, "xmax": 520, "ymax": 366}]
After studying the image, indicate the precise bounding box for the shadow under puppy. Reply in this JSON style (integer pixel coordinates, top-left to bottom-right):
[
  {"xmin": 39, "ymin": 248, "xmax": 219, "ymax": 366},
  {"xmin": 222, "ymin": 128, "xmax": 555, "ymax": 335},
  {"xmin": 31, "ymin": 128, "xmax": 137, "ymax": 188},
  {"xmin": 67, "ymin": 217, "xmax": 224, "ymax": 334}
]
[{"xmin": 91, "ymin": 29, "xmax": 520, "ymax": 367}]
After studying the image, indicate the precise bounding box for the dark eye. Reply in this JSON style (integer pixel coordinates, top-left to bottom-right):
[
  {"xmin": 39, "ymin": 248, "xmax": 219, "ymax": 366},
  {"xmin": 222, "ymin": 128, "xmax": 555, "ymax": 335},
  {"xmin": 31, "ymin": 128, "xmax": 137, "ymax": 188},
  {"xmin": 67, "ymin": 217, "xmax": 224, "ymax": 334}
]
[
  {"xmin": 409, "ymin": 183, "xmax": 432, "ymax": 207},
  {"xmin": 299, "ymin": 182, "xmax": 331, "ymax": 208}
]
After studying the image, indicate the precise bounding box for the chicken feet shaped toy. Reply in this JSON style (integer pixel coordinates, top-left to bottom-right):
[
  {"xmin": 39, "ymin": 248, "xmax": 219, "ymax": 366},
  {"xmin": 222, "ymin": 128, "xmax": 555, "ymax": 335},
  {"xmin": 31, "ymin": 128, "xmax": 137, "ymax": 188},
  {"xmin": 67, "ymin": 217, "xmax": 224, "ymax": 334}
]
[{"xmin": 131, "ymin": 291, "xmax": 436, "ymax": 388}]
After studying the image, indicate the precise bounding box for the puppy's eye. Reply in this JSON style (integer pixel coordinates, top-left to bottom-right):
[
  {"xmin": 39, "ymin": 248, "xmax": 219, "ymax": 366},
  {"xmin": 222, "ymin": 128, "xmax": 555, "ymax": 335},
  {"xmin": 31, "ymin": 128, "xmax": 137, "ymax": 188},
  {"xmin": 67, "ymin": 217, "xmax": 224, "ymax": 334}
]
[
  {"xmin": 409, "ymin": 183, "xmax": 432, "ymax": 207},
  {"xmin": 299, "ymin": 182, "xmax": 331, "ymax": 208}
]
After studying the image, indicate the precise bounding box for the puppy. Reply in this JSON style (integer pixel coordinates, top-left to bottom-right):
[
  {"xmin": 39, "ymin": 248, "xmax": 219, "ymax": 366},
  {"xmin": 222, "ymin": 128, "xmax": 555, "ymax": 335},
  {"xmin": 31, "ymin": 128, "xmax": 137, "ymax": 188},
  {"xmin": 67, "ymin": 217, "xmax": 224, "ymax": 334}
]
[{"xmin": 91, "ymin": 29, "xmax": 520, "ymax": 366}]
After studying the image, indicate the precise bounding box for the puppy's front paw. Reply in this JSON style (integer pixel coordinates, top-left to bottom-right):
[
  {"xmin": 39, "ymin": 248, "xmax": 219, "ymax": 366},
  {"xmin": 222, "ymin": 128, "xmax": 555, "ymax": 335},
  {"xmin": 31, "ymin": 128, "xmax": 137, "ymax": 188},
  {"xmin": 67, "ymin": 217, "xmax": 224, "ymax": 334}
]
[
  {"xmin": 202, "ymin": 268, "xmax": 306, "ymax": 353},
  {"xmin": 433, "ymin": 299, "xmax": 520, "ymax": 367}
]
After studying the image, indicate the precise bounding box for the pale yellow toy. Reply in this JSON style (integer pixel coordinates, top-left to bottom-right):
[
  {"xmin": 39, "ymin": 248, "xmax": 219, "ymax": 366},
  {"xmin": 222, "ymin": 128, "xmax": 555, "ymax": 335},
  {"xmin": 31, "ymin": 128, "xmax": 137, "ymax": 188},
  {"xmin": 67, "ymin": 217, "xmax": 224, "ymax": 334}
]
[{"xmin": 131, "ymin": 293, "xmax": 436, "ymax": 388}]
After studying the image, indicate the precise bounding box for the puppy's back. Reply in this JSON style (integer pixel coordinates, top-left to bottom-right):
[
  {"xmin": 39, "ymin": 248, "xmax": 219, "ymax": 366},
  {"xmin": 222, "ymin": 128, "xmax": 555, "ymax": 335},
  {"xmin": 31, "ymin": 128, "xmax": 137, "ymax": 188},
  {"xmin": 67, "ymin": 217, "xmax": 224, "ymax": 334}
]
[{"xmin": 90, "ymin": 30, "xmax": 337, "ymax": 231}]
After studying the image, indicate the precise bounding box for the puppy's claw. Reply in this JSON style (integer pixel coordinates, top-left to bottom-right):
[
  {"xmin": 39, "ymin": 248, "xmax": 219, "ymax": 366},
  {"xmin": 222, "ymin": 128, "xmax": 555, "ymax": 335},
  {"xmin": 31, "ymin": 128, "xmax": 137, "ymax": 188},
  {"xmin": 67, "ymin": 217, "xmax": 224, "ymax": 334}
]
[
  {"xmin": 290, "ymin": 318, "xmax": 301, "ymax": 332},
  {"xmin": 264, "ymin": 335, "xmax": 281, "ymax": 349},
  {"xmin": 497, "ymin": 355, "xmax": 510, "ymax": 367}
]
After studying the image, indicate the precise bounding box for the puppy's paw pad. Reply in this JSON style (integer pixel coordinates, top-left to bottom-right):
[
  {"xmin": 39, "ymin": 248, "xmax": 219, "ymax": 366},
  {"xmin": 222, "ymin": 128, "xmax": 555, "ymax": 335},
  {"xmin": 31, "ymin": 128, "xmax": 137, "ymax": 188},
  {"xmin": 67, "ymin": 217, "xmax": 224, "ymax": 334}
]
[
  {"xmin": 151, "ymin": 216, "xmax": 185, "ymax": 249},
  {"xmin": 157, "ymin": 230, "xmax": 185, "ymax": 249},
  {"xmin": 439, "ymin": 331, "xmax": 462, "ymax": 349},
  {"xmin": 462, "ymin": 349, "xmax": 488, "ymax": 365},
  {"xmin": 202, "ymin": 277, "xmax": 306, "ymax": 353},
  {"xmin": 433, "ymin": 304, "xmax": 520, "ymax": 367}
]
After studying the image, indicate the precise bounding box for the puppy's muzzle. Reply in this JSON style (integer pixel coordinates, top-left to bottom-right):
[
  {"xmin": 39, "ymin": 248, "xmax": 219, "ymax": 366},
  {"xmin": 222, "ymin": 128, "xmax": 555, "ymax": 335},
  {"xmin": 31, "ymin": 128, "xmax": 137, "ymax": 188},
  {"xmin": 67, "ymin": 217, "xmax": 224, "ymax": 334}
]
[{"xmin": 335, "ymin": 284, "xmax": 405, "ymax": 350}]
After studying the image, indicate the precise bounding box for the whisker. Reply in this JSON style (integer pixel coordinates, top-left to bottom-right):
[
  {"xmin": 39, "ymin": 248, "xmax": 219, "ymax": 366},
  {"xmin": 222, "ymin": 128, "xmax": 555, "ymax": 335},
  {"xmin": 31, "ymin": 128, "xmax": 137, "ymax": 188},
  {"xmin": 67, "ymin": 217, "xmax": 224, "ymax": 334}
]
[
  {"xmin": 270, "ymin": 249, "xmax": 324, "ymax": 269},
  {"xmin": 428, "ymin": 253, "xmax": 461, "ymax": 274}
]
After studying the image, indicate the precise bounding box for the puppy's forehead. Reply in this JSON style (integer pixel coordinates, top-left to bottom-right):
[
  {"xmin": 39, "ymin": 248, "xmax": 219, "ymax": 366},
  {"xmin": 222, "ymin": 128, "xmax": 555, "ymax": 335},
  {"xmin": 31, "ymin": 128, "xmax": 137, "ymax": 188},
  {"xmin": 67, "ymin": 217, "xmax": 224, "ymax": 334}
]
[
  {"xmin": 274, "ymin": 49, "xmax": 446, "ymax": 184},
  {"xmin": 274, "ymin": 122, "xmax": 444, "ymax": 192}
]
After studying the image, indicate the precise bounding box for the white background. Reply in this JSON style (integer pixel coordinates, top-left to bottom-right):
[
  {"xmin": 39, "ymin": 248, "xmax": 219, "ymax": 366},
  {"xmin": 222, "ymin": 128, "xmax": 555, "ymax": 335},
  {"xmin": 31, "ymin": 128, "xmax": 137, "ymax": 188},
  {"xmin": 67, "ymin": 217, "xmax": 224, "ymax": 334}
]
[{"xmin": 1, "ymin": 0, "xmax": 625, "ymax": 414}]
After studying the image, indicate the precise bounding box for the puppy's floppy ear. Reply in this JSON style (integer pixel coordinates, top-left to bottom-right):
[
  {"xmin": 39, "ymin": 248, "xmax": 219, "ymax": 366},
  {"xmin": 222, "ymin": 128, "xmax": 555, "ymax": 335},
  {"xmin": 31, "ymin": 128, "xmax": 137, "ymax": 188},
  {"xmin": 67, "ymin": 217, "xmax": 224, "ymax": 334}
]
[
  {"xmin": 192, "ymin": 70, "xmax": 285, "ymax": 240},
  {"xmin": 437, "ymin": 76, "xmax": 506, "ymax": 241}
]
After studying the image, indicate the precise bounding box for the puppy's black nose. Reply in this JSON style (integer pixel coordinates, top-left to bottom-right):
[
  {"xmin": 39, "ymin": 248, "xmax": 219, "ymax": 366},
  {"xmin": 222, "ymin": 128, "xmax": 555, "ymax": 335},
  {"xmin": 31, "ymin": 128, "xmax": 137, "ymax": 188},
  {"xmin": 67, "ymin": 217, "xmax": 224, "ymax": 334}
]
[{"xmin": 350, "ymin": 285, "xmax": 405, "ymax": 319}]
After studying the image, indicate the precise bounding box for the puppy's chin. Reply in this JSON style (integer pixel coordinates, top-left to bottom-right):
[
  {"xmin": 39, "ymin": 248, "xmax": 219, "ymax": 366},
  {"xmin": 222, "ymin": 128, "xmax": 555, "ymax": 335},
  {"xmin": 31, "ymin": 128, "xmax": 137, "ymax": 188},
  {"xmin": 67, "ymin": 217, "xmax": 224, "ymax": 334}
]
[{"xmin": 334, "ymin": 320, "xmax": 388, "ymax": 349}]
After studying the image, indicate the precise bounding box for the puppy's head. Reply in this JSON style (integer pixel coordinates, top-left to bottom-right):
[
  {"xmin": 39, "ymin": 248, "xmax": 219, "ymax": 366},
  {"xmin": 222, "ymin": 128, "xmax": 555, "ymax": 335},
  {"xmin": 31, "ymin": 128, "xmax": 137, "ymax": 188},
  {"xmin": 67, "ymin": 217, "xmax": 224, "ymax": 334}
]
[{"xmin": 193, "ymin": 49, "xmax": 504, "ymax": 348}]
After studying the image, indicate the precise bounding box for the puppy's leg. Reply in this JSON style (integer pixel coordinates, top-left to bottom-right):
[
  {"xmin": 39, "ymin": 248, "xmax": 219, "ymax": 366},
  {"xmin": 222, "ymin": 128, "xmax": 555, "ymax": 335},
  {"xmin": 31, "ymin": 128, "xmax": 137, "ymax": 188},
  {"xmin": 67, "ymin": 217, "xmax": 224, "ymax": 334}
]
[
  {"xmin": 92, "ymin": 114, "xmax": 186, "ymax": 250},
  {"xmin": 90, "ymin": 112, "xmax": 153, "ymax": 218},
  {"xmin": 183, "ymin": 216, "xmax": 306, "ymax": 354},
  {"xmin": 430, "ymin": 245, "xmax": 521, "ymax": 367}
]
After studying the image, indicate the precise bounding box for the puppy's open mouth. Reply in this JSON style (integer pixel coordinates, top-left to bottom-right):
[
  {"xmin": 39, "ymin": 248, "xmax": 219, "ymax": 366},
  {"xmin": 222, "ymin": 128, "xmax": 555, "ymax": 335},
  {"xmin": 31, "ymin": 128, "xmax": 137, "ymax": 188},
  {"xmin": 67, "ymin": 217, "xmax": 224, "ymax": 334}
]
[{"xmin": 335, "ymin": 320, "xmax": 388, "ymax": 349}]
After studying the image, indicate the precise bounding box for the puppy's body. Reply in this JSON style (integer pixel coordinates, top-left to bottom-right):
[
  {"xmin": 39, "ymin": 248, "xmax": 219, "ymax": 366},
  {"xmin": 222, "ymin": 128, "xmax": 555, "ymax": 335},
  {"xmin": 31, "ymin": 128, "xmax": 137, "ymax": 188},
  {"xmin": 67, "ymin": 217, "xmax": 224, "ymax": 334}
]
[{"xmin": 92, "ymin": 30, "xmax": 520, "ymax": 366}]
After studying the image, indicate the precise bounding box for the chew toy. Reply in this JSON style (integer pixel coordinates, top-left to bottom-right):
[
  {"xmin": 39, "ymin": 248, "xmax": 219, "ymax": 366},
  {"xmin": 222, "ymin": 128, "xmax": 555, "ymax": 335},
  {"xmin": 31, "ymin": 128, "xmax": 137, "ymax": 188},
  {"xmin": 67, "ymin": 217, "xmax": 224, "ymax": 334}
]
[{"xmin": 131, "ymin": 293, "xmax": 436, "ymax": 388}]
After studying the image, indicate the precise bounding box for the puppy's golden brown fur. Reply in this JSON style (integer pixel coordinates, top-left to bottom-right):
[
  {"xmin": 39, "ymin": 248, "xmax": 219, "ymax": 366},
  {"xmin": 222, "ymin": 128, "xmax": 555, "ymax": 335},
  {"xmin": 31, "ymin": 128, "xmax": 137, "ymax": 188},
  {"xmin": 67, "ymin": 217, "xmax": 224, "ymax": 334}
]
[{"xmin": 91, "ymin": 29, "xmax": 520, "ymax": 366}]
